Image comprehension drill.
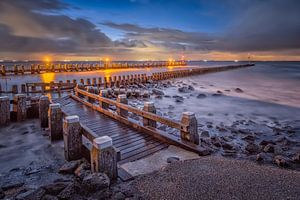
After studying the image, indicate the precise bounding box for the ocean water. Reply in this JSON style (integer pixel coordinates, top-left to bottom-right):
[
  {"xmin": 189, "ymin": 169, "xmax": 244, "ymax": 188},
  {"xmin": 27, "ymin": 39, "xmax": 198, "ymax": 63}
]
[{"xmin": 146, "ymin": 62, "xmax": 300, "ymax": 124}]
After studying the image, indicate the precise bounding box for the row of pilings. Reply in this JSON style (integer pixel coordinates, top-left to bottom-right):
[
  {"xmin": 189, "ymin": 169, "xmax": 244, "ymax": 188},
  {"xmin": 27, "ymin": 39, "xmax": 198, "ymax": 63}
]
[{"xmin": 0, "ymin": 61, "xmax": 186, "ymax": 76}]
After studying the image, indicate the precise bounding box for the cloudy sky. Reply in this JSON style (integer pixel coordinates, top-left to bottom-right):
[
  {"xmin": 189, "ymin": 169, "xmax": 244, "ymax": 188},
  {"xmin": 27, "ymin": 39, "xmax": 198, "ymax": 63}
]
[{"xmin": 0, "ymin": 0, "xmax": 300, "ymax": 61}]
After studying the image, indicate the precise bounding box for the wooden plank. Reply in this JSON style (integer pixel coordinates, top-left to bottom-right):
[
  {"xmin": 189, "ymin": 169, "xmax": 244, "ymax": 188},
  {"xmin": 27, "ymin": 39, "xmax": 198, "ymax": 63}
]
[
  {"xmin": 118, "ymin": 167, "xmax": 134, "ymax": 182},
  {"xmin": 121, "ymin": 141, "xmax": 164, "ymax": 160},
  {"xmin": 119, "ymin": 143, "xmax": 168, "ymax": 164},
  {"xmin": 114, "ymin": 136, "xmax": 150, "ymax": 148}
]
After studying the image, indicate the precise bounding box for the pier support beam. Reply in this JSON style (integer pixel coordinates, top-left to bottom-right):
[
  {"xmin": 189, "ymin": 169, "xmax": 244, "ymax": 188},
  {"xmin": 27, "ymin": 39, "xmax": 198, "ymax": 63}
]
[
  {"xmin": 13, "ymin": 94, "xmax": 26, "ymax": 121},
  {"xmin": 116, "ymin": 94, "xmax": 128, "ymax": 118},
  {"xmin": 91, "ymin": 136, "xmax": 117, "ymax": 180},
  {"xmin": 99, "ymin": 90, "xmax": 109, "ymax": 109},
  {"xmin": 39, "ymin": 95, "xmax": 50, "ymax": 128},
  {"xmin": 143, "ymin": 102, "xmax": 156, "ymax": 128},
  {"xmin": 180, "ymin": 112, "xmax": 199, "ymax": 145},
  {"xmin": 49, "ymin": 103, "xmax": 63, "ymax": 141},
  {"xmin": 63, "ymin": 115, "xmax": 82, "ymax": 161},
  {"xmin": 0, "ymin": 96, "xmax": 10, "ymax": 125}
]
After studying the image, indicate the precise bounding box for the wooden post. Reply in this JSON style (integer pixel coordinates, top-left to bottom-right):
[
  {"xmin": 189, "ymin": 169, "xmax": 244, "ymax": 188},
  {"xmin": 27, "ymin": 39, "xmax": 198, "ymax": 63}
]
[
  {"xmin": 21, "ymin": 84, "xmax": 26, "ymax": 93},
  {"xmin": 13, "ymin": 94, "xmax": 26, "ymax": 121},
  {"xmin": 91, "ymin": 136, "xmax": 117, "ymax": 180},
  {"xmin": 87, "ymin": 86, "xmax": 95, "ymax": 103},
  {"xmin": 0, "ymin": 96, "xmax": 10, "ymax": 125},
  {"xmin": 63, "ymin": 115, "xmax": 82, "ymax": 161},
  {"xmin": 99, "ymin": 90, "xmax": 109, "ymax": 109},
  {"xmin": 116, "ymin": 94, "xmax": 128, "ymax": 118},
  {"xmin": 12, "ymin": 85, "xmax": 18, "ymax": 94},
  {"xmin": 180, "ymin": 112, "xmax": 199, "ymax": 145},
  {"xmin": 39, "ymin": 95, "xmax": 50, "ymax": 128},
  {"xmin": 143, "ymin": 102, "xmax": 156, "ymax": 128},
  {"xmin": 49, "ymin": 103, "xmax": 63, "ymax": 141}
]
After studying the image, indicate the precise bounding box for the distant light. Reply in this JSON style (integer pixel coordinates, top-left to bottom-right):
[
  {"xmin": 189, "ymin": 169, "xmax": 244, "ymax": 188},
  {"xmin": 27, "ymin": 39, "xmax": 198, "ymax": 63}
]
[
  {"xmin": 43, "ymin": 56, "xmax": 51, "ymax": 63},
  {"xmin": 234, "ymin": 60, "xmax": 239, "ymax": 62},
  {"xmin": 105, "ymin": 58, "xmax": 110, "ymax": 62},
  {"xmin": 203, "ymin": 59, "xmax": 208, "ymax": 62},
  {"xmin": 0, "ymin": 60, "xmax": 3, "ymax": 62}
]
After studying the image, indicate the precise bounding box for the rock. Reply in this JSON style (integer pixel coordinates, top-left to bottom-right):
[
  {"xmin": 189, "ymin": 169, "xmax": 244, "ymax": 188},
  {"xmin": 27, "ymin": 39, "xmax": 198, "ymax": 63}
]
[
  {"xmin": 259, "ymin": 140, "xmax": 275, "ymax": 146},
  {"xmin": 188, "ymin": 85, "xmax": 195, "ymax": 91},
  {"xmin": 212, "ymin": 93, "xmax": 222, "ymax": 97},
  {"xmin": 221, "ymin": 142, "xmax": 234, "ymax": 150},
  {"xmin": 274, "ymin": 155, "xmax": 289, "ymax": 167},
  {"xmin": 0, "ymin": 188, "xmax": 5, "ymax": 199},
  {"xmin": 57, "ymin": 182, "xmax": 80, "ymax": 200},
  {"xmin": 167, "ymin": 157, "xmax": 180, "ymax": 163},
  {"xmin": 241, "ymin": 135, "xmax": 256, "ymax": 142},
  {"xmin": 200, "ymin": 131, "xmax": 210, "ymax": 138},
  {"xmin": 245, "ymin": 143, "xmax": 260, "ymax": 154},
  {"xmin": 173, "ymin": 95, "xmax": 184, "ymax": 103},
  {"xmin": 198, "ymin": 146, "xmax": 211, "ymax": 156},
  {"xmin": 197, "ymin": 93, "xmax": 207, "ymax": 98},
  {"xmin": 178, "ymin": 86, "xmax": 189, "ymax": 93},
  {"xmin": 263, "ymin": 144, "xmax": 275, "ymax": 153},
  {"xmin": 2, "ymin": 182, "xmax": 24, "ymax": 191},
  {"xmin": 74, "ymin": 162, "xmax": 92, "ymax": 180},
  {"xmin": 82, "ymin": 173, "xmax": 110, "ymax": 193},
  {"xmin": 59, "ymin": 160, "xmax": 80, "ymax": 174},
  {"xmin": 42, "ymin": 195, "xmax": 59, "ymax": 200},
  {"xmin": 222, "ymin": 149, "xmax": 237, "ymax": 157},
  {"xmin": 142, "ymin": 91, "xmax": 150, "ymax": 98},
  {"xmin": 112, "ymin": 192, "xmax": 126, "ymax": 200},
  {"xmin": 292, "ymin": 153, "xmax": 300, "ymax": 163},
  {"xmin": 235, "ymin": 88, "xmax": 244, "ymax": 93},
  {"xmin": 152, "ymin": 88, "xmax": 164, "ymax": 96},
  {"xmin": 16, "ymin": 188, "xmax": 46, "ymax": 200},
  {"xmin": 168, "ymin": 105, "xmax": 175, "ymax": 110},
  {"xmin": 42, "ymin": 182, "xmax": 70, "ymax": 196},
  {"xmin": 256, "ymin": 153, "xmax": 264, "ymax": 161}
]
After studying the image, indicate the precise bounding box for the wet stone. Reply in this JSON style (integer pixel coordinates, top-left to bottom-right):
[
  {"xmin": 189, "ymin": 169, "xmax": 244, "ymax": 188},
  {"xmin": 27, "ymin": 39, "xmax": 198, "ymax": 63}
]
[
  {"xmin": 245, "ymin": 143, "xmax": 260, "ymax": 154},
  {"xmin": 274, "ymin": 155, "xmax": 289, "ymax": 167},
  {"xmin": 57, "ymin": 182, "xmax": 81, "ymax": 200},
  {"xmin": 235, "ymin": 88, "xmax": 244, "ymax": 93},
  {"xmin": 59, "ymin": 160, "xmax": 80, "ymax": 174},
  {"xmin": 42, "ymin": 182, "xmax": 70, "ymax": 196},
  {"xmin": 42, "ymin": 194, "xmax": 59, "ymax": 200},
  {"xmin": 197, "ymin": 93, "xmax": 207, "ymax": 98},
  {"xmin": 200, "ymin": 131, "xmax": 210, "ymax": 138},
  {"xmin": 82, "ymin": 173, "xmax": 110, "ymax": 193},
  {"xmin": 263, "ymin": 144, "xmax": 275, "ymax": 153},
  {"xmin": 167, "ymin": 157, "xmax": 180, "ymax": 163},
  {"xmin": 152, "ymin": 88, "xmax": 164, "ymax": 96},
  {"xmin": 112, "ymin": 192, "xmax": 126, "ymax": 200},
  {"xmin": 16, "ymin": 188, "xmax": 46, "ymax": 200}
]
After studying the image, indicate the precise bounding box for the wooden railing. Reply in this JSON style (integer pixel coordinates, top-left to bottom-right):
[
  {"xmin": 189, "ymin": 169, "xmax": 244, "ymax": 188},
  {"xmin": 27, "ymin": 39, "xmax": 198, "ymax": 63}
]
[{"xmin": 71, "ymin": 86, "xmax": 204, "ymax": 155}]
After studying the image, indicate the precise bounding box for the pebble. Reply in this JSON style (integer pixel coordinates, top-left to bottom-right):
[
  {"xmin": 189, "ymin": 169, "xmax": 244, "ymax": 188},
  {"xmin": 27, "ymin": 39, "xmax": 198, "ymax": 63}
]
[{"xmin": 167, "ymin": 157, "xmax": 180, "ymax": 163}]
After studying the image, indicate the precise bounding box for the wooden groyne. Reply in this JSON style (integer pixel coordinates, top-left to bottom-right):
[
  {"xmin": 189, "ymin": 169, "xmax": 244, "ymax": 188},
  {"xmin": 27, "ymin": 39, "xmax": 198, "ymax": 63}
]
[
  {"xmin": 0, "ymin": 61, "xmax": 186, "ymax": 76},
  {"xmin": 0, "ymin": 64, "xmax": 254, "ymax": 94}
]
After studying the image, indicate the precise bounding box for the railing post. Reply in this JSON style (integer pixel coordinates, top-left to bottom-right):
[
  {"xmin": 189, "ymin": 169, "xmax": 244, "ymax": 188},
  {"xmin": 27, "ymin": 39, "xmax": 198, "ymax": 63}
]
[
  {"xmin": 143, "ymin": 102, "xmax": 156, "ymax": 128},
  {"xmin": 39, "ymin": 95, "xmax": 50, "ymax": 128},
  {"xmin": 116, "ymin": 94, "xmax": 128, "ymax": 118},
  {"xmin": 13, "ymin": 94, "xmax": 26, "ymax": 121},
  {"xmin": 0, "ymin": 96, "xmax": 10, "ymax": 125},
  {"xmin": 63, "ymin": 115, "xmax": 82, "ymax": 161},
  {"xmin": 180, "ymin": 112, "xmax": 199, "ymax": 145},
  {"xmin": 99, "ymin": 90, "xmax": 109, "ymax": 109},
  {"xmin": 87, "ymin": 86, "xmax": 95, "ymax": 103},
  {"xmin": 49, "ymin": 103, "xmax": 63, "ymax": 141},
  {"xmin": 91, "ymin": 136, "xmax": 117, "ymax": 180}
]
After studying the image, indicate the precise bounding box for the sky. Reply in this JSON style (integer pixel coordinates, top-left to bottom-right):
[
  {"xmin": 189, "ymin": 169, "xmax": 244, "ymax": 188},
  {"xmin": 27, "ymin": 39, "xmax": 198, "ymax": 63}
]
[{"xmin": 0, "ymin": 0, "xmax": 300, "ymax": 61}]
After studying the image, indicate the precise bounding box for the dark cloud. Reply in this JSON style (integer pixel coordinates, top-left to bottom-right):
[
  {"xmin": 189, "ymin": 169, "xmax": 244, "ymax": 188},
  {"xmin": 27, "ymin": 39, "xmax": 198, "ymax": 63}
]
[{"xmin": 0, "ymin": 0, "xmax": 113, "ymax": 55}]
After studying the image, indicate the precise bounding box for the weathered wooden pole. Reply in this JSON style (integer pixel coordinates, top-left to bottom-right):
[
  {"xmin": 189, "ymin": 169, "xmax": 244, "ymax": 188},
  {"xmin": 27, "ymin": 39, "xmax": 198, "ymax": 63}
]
[
  {"xmin": 0, "ymin": 96, "xmax": 10, "ymax": 125},
  {"xmin": 116, "ymin": 94, "xmax": 128, "ymax": 118},
  {"xmin": 91, "ymin": 136, "xmax": 117, "ymax": 180},
  {"xmin": 63, "ymin": 115, "xmax": 82, "ymax": 161},
  {"xmin": 39, "ymin": 95, "xmax": 50, "ymax": 128},
  {"xmin": 87, "ymin": 86, "xmax": 95, "ymax": 103},
  {"xmin": 99, "ymin": 90, "xmax": 109, "ymax": 109},
  {"xmin": 13, "ymin": 94, "xmax": 26, "ymax": 121},
  {"xmin": 180, "ymin": 112, "xmax": 199, "ymax": 145},
  {"xmin": 143, "ymin": 102, "xmax": 156, "ymax": 128},
  {"xmin": 12, "ymin": 85, "xmax": 18, "ymax": 94},
  {"xmin": 48, "ymin": 103, "xmax": 63, "ymax": 141},
  {"xmin": 21, "ymin": 84, "xmax": 26, "ymax": 93}
]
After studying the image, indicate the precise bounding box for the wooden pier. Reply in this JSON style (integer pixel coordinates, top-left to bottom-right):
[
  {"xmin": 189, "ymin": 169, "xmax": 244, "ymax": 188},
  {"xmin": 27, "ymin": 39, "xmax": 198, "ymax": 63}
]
[
  {"xmin": 0, "ymin": 60, "xmax": 186, "ymax": 76},
  {"xmin": 0, "ymin": 64, "xmax": 254, "ymax": 94}
]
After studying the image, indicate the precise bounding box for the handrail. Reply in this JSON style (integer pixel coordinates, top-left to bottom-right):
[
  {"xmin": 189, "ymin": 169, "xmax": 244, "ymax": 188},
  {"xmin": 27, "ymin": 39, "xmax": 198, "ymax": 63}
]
[{"xmin": 75, "ymin": 87, "xmax": 189, "ymax": 132}]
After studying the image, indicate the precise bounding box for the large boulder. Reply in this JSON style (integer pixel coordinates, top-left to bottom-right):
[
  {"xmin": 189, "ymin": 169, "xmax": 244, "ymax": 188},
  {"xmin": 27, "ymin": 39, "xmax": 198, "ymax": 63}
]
[
  {"xmin": 42, "ymin": 182, "xmax": 70, "ymax": 196},
  {"xmin": 82, "ymin": 173, "xmax": 110, "ymax": 193},
  {"xmin": 245, "ymin": 143, "xmax": 260, "ymax": 154},
  {"xmin": 57, "ymin": 182, "xmax": 81, "ymax": 200},
  {"xmin": 59, "ymin": 160, "xmax": 81, "ymax": 174}
]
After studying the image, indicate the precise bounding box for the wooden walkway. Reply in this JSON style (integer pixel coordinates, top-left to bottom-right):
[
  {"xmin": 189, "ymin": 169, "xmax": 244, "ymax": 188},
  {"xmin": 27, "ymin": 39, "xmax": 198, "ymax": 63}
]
[{"xmin": 53, "ymin": 96, "xmax": 169, "ymax": 165}]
